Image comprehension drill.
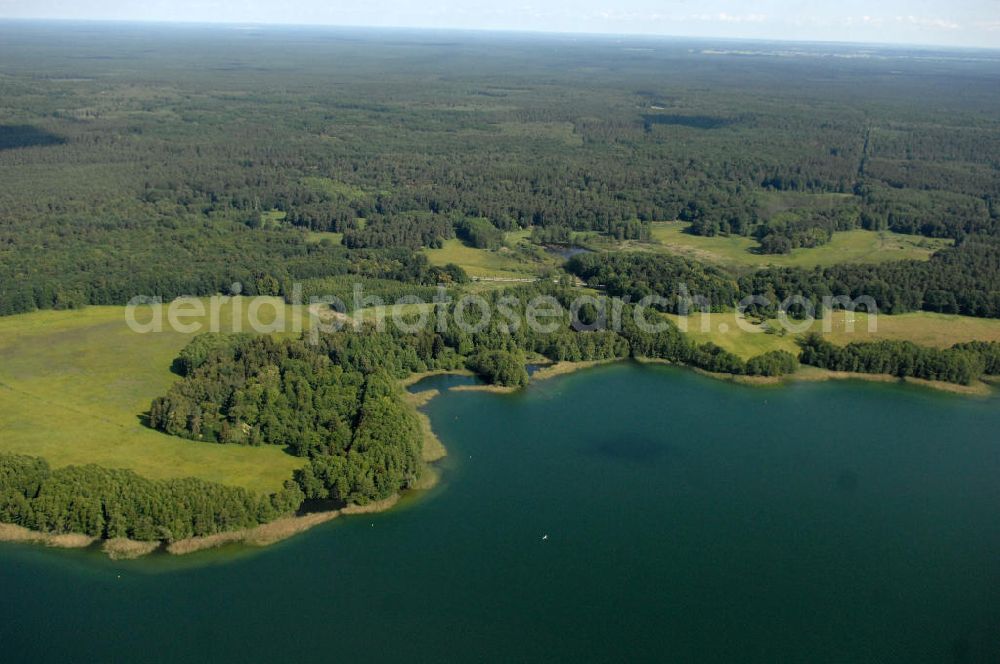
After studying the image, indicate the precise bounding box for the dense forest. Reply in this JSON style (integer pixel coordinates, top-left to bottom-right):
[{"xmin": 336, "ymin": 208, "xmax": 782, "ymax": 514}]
[
  {"xmin": 1, "ymin": 25, "xmax": 999, "ymax": 316},
  {"xmin": 566, "ymin": 252, "xmax": 740, "ymax": 313},
  {"xmin": 798, "ymin": 334, "xmax": 1000, "ymax": 385}
]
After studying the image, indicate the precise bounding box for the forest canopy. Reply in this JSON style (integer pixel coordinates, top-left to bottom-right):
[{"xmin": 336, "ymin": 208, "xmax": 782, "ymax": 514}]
[{"xmin": 1, "ymin": 26, "xmax": 999, "ymax": 318}]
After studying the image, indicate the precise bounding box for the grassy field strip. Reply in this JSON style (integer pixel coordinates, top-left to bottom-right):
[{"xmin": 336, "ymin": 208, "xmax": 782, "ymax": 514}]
[
  {"xmin": 807, "ymin": 311, "xmax": 1000, "ymax": 347},
  {"xmin": 665, "ymin": 310, "xmax": 1000, "ymax": 360}
]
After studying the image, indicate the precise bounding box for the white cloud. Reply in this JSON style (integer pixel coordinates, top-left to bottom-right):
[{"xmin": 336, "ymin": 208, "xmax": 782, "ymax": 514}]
[
  {"xmin": 895, "ymin": 15, "xmax": 960, "ymax": 30},
  {"xmin": 689, "ymin": 12, "xmax": 767, "ymax": 24}
]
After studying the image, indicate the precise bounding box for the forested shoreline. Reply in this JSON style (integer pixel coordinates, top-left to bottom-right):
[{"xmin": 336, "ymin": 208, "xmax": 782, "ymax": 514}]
[
  {"xmin": 3, "ymin": 281, "xmax": 1000, "ymax": 544},
  {"xmin": 798, "ymin": 335, "xmax": 1000, "ymax": 385},
  {"xmin": 0, "ymin": 454, "xmax": 304, "ymax": 542}
]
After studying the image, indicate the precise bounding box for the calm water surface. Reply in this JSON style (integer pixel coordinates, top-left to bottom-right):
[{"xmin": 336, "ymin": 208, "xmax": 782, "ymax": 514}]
[{"xmin": 2, "ymin": 363, "xmax": 999, "ymax": 663}]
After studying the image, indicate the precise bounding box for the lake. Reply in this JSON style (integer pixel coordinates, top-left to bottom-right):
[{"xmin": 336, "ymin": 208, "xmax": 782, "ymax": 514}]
[{"xmin": 2, "ymin": 363, "xmax": 998, "ymax": 663}]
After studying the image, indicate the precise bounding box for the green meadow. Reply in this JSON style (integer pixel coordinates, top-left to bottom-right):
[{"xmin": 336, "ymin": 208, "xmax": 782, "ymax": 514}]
[
  {"xmin": 664, "ymin": 312, "xmax": 802, "ymax": 359},
  {"xmin": 665, "ymin": 310, "xmax": 1000, "ymax": 360},
  {"xmin": 423, "ymin": 231, "xmax": 556, "ymax": 279},
  {"xmin": 647, "ymin": 222, "xmax": 950, "ymax": 269},
  {"xmin": 0, "ymin": 298, "xmax": 305, "ymax": 493},
  {"xmin": 306, "ymin": 230, "xmax": 345, "ymax": 245},
  {"xmin": 805, "ymin": 310, "xmax": 1000, "ymax": 348}
]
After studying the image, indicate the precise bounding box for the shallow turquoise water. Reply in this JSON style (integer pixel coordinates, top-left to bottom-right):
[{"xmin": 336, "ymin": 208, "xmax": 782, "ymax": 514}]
[{"xmin": 2, "ymin": 363, "xmax": 999, "ymax": 662}]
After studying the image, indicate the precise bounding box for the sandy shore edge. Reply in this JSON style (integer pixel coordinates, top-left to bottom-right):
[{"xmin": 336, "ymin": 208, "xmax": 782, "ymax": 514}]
[
  {"xmin": 531, "ymin": 358, "xmax": 619, "ymax": 382},
  {"xmin": 0, "ymin": 498, "xmax": 402, "ymax": 560},
  {"xmin": 165, "ymin": 494, "xmax": 403, "ymax": 556},
  {"xmin": 525, "ymin": 356, "xmax": 993, "ymax": 396},
  {"xmin": 684, "ymin": 363, "xmax": 992, "ymax": 395}
]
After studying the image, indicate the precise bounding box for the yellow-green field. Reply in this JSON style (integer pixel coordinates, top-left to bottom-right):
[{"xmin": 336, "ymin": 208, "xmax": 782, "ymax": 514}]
[
  {"xmin": 306, "ymin": 230, "xmax": 345, "ymax": 245},
  {"xmin": 646, "ymin": 222, "xmax": 950, "ymax": 269},
  {"xmin": 806, "ymin": 311, "xmax": 1000, "ymax": 347},
  {"xmin": 665, "ymin": 310, "xmax": 1000, "ymax": 360},
  {"xmin": 0, "ymin": 299, "xmax": 305, "ymax": 493},
  {"xmin": 664, "ymin": 312, "xmax": 801, "ymax": 358},
  {"xmin": 423, "ymin": 233, "xmax": 553, "ymax": 279}
]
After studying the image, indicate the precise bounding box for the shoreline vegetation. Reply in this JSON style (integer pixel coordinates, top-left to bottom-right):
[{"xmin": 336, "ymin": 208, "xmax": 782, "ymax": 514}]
[
  {"xmin": 164, "ymin": 494, "xmax": 401, "ymax": 557},
  {"xmin": 0, "ymin": 496, "xmax": 405, "ymax": 560},
  {"xmin": 409, "ymin": 356, "xmax": 996, "ymax": 413},
  {"xmin": 0, "ymin": 523, "xmax": 97, "ymax": 550},
  {"xmin": 3, "ymin": 293, "xmax": 998, "ymax": 561},
  {"xmin": 1, "ymin": 349, "xmax": 994, "ymax": 560},
  {"xmin": 440, "ymin": 357, "xmax": 996, "ymax": 398}
]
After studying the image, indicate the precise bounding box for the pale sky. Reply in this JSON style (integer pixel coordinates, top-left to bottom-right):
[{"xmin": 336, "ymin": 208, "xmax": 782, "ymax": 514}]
[{"xmin": 1, "ymin": 0, "xmax": 999, "ymax": 48}]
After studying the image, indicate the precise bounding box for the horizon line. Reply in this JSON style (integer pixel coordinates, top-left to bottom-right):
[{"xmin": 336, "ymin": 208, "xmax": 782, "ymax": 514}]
[{"xmin": 1, "ymin": 16, "xmax": 998, "ymax": 53}]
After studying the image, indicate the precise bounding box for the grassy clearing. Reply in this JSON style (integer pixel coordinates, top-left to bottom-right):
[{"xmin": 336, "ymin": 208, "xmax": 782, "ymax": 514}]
[
  {"xmin": 664, "ymin": 312, "xmax": 801, "ymax": 359},
  {"xmin": 0, "ymin": 299, "xmax": 304, "ymax": 493},
  {"xmin": 306, "ymin": 230, "xmax": 344, "ymax": 245},
  {"xmin": 504, "ymin": 228, "xmax": 533, "ymax": 245},
  {"xmin": 646, "ymin": 222, "xmax": 950, "ymax": 269},
  {"xmin": 804, "ymin": 311, "xmax": 1000, "ymax": 347},
  {"xmin": 351, "ymin": 302, "xmax": 435, "ymax": 324},
  {"xmin": 664, "ymin": 310, "xmax": 1000, "ymax": 360},
  {"xmin": 423, "ymin": 237, "xmax": 550, "ymax": 279}
]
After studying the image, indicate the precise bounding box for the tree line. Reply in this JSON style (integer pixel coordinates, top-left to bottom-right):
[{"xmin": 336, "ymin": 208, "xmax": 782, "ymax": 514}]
[
  {"xmin": 798, "ymin": 334, "xmax": 1000, "ymax": 385},
  {"xmin": 0, "ymin": 453, "xmax": 303, "ymax": 542}
]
